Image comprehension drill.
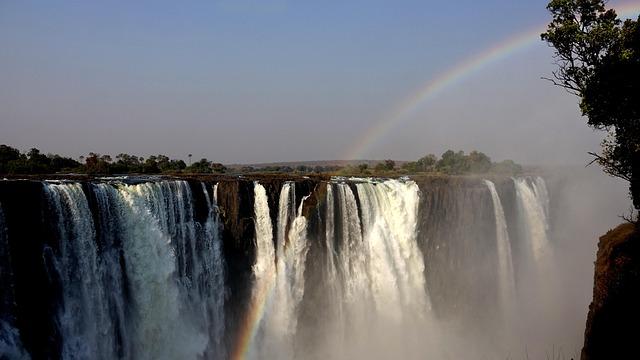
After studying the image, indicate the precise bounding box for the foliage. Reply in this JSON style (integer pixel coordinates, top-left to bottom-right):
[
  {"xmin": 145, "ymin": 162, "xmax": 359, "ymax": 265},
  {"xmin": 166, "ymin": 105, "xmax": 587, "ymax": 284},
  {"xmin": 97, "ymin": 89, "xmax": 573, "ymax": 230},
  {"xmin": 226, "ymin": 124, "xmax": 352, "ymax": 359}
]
[
  {"xmin": 491, "ymin": 160, "xmax": 523, "ymax": 175},
  {"xmin": 185, "ymin": 158, "xmax": 226, "ymax": 174},
  {"xmin": 405, "ymin": 150, "xmax": 521, "ymax": 175},
  {"xmin": 374, "ymin": 160, "xmax": 396, "ymax": 172},
  {"xmin": 542, "ymin": 0, "xmax": 640, "ymax": 209},
  {"xmin": 436, "ymin": 150, "xmax": 470, "ymax": 174},
  {"xmin": 0, "ymin": 144, "xmax": 217, "ymax": 175},
  {"xmin": 0, "ymin": 144, "xmax": 521, "ymax": 177},
  {"xmin": 0, "ymin": 145, "xmax": 81, "ymax": 174}
]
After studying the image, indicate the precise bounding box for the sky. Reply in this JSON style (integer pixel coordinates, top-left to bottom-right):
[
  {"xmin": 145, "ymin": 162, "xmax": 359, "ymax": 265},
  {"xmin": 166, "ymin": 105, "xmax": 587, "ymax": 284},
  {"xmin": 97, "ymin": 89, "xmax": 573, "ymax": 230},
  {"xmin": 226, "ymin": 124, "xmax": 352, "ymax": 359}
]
[{"xmin": 0, "ymin": 0, "xmax": 634, "ymax": 164}]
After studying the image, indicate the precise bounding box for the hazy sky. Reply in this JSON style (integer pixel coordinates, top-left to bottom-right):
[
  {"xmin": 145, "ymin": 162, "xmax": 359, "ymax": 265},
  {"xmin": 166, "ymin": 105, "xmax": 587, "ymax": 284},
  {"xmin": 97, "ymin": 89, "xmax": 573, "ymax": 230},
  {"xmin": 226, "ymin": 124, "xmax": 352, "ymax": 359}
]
[{"xmin": 0, "ymin": 0, "xmax": 627, "ymax": 164}]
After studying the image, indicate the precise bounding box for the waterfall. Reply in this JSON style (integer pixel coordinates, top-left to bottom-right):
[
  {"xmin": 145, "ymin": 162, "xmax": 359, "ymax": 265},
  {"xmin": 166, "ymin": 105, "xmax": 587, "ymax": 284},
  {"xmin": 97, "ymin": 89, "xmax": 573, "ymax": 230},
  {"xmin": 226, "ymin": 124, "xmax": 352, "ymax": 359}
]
[
  {"xmin": 45, "ymin": 183, "xmax": 114, "ymax": 360},
  {"xmin": 355, "ymin": 180, "xmax": 429, "ymax": 321},
  {"xmin": 0, "ymin": 203, "xmax": 29, "ymax": 360},
  {"xmin": 316, "ymin": 179, "xmax": 432, "ymax": 359},
  {"xmin": 113, "ymin": 181, "xmax": 230, "ymax": 360},
  {"xmin": 321, "ymin": 184, "xmax": 346, "ymax": 352},
  {"xmin": 2, "ymin": 181, "xmax": 229, "ymax": 360},
  {"xmin": 250, "ymin": 182, "xmax": 309, "ymax": 359},
  {"xmin": 0, "ymin": 175, "xmax": 565, "ymax": 360},
  {"xmin": 200, "ymin": 183, "xmax": 227, "ymax": 358},
  {"xmin": 484, "ymin": 180, "xmax": 516, "ymax": 312},
  {"xmin": 514, "ymin": 177, "xmax": 551, "ymax": 263},
  {"xmin": 249, "ymin": 182, "xmax": 277, "ymax": 358},
  {"xmin": 335, "ymin": 183, "xmax": 369, "ymax": 310}
]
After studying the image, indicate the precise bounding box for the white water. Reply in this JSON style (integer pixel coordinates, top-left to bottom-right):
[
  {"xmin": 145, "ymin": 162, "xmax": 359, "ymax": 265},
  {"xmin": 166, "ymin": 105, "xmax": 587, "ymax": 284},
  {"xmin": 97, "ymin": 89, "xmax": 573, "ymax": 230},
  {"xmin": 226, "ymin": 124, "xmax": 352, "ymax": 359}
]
[
  {"xmin": 484, "ymin": 180, "xmax": 516, "ymax": 312},
  {"xmin": 200, "ymin": 182, "xmax": 227, "ymax": 358},
  {"xmin": 105, "ymin": 182, "xmax": 208, "ymax": 360},
  {"xmin": 45, "ymin": 183, "xmax": 112, "ymax": 360},
  {"xmin": 251, "ymin": 182, "xmax": 310, "ymax": 359},
  {"xmin": 314, "ymin": 179, "xmax": 434, "ymax": 359},
  {"xmin": 2, "ymin": 176, "xmax": 569, "ymax": 360},
  {"xmin": 248, "ymin": 182, "xmax": 277, "ymax": 359},
  {"xmin": 514, "ymin": 177, "xmax": 552, "ymax": 264},
  {"xmin": 40, "ymin": 181, "xmax": 227, "ymax": 360},
  {"xmin": 356, "ymin": 180, "xmax": 429, "ymax": 321}
]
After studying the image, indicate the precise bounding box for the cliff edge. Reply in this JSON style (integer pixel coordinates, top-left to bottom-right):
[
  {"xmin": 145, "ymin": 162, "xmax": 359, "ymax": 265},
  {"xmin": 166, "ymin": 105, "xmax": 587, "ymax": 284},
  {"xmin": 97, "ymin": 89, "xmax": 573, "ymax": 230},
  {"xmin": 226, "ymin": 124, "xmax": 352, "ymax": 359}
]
[{"xmin": 582, "ymin": 222, "xmax": 640, "ymax": 360}]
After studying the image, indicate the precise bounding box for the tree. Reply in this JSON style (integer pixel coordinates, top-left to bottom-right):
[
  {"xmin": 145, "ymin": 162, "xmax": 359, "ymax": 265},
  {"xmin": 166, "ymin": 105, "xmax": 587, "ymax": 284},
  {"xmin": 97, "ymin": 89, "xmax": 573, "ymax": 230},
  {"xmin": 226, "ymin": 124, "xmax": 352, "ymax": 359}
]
[
  {"xmin": 0, "ymin": 145, "xmax": 21, "ymax": 173},
  {"xmin": 416, "ymin": 154, "xmax": 437, "ymax": 172},
  {"xmin": 142, "ymin": 156, "xmax": 160, "ymax": 174},
  {"xmin": 211, "ymin": 162, "xmax": 227, "ymax": 173},
  {"xmin": 84, "ymin": 152, "xmax": 111, "ymax": 175},
  {"xmin": 467, "ymin": 151, "xmax": 492, "ymax": 173},
  {"xmin": 542, "ymin": 0, "xmax": 640, "ymax": 210},
  {"xmin": 401, "ymin": 161, "xmax": 418, "ymax": 173},
  {"xmin": 436, "ymin": 150, "xmax": 469, "ymax": 174},
  {"xmin": 187, "ymin": 158, "xmax": 213, "ymax": 173},
  {"xmin": 492, "ymin": 160, "xmax": 523, "ymax": 175}
]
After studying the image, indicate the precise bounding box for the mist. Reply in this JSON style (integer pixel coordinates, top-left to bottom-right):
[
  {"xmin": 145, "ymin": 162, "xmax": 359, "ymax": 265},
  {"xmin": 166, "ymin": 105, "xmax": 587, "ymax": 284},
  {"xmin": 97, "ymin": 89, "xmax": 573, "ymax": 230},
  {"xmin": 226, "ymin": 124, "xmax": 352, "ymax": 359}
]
[{"xmin": 0, "ymin": 1, "xmax": 635, "ymax": 359}]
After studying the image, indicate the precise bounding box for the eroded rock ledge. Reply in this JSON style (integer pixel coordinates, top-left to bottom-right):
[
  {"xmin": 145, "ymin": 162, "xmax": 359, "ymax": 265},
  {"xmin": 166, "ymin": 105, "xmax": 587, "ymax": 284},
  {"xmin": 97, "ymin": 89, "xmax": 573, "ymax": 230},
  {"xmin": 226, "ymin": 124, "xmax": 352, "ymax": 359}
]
[{"xmin": 582, "ymin": 222, "xmax": 640, "ymax": 360}]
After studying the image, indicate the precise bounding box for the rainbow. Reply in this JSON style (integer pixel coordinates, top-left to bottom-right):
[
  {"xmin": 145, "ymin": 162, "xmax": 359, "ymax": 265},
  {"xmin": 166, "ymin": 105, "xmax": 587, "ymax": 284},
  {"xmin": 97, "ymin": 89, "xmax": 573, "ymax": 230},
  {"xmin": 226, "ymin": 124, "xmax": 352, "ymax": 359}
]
[
  {"xmin": 230, "ymin": 266, "xmax": 276, "ymax": 360},
  {"xmin": 229, "ymin": 3, "xmax": 640, "ymax": 359},
  {"xmin": 344, "ymin": 1, "xmax": 640, "ymax": 161}
]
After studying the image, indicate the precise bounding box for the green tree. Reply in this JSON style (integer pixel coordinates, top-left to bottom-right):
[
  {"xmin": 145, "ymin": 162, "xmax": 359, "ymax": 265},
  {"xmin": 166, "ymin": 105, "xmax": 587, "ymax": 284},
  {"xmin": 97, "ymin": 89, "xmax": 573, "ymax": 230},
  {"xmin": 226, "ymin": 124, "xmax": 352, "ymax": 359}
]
[
  {"xmin": 542, "ymin": 0, "xmax": 640, "ymax": 210},
  {"xmin": 401, "ymin": 161, "xmax": 418, "ymax": 173},
  {"xmin": 436, "ymin": 150, "xmax": 469, "ymax": 174},
  {"xmin": 416, "ymin": 154, "xmax": 437, "ymax": 172},
  {"xmin": 0, "ymin": 145, "xmax": 21, "ymax": 173},
  {"xmin": 142, "ymin": 156, "xmax": 160, "ymax": 174},
  {"xmin": 84, "ymin": 152, "xmax": 111, "ymax": 175},
  {"xmin": 187, "ymin": 158, "xmax": 213, "ymax": 173},
  {"xmin": 467, "ymin": 150, "xmax": 492, "ymax": 173},
  {"xmin": 373, "ymin": 160, "xmax": 395, "ymax": 172},
  {"xmin": 210, "ymin": 162, "xmax": 227, "ymax": 173},
  {"xmin": 492, "ymin": 160, "xmax": 523, "ymax": 175}
]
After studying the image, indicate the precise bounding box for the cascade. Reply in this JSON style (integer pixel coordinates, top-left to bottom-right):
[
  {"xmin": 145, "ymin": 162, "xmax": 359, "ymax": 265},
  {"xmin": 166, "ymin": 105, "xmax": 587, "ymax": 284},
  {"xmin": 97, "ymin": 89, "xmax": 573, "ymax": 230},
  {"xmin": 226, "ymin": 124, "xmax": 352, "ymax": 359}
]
[
  {"xmin": 484, "ymin": 180, "xmax": 516, "ymax": 311},
  {"xmin": 0, "ymin": 175, "xmax": 566, "ymax": 360},
  {"xmin": 250, "ymin": 182, "xmax": 310, "ymax": 359},
  {"xmin": 514, "ymin": 177, "xmax": 552, "ymax": 264},
  {"xmin": 0, "ymin": 203, "xmax": 29, "ymax": 360}
]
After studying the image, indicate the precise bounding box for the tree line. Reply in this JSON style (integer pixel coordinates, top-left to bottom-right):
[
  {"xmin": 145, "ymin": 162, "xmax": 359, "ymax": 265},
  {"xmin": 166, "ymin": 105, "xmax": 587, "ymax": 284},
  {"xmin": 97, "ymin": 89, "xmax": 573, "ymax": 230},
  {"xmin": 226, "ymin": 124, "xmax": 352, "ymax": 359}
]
[
  {"xmin": 0, "ymin": 145, "xmax": 226, "ymax": 175},
  {"xmin": 343, "ymin": 150, "xmax": 522, "ymax": 176},
  {"xmin": 0, "ymin": 144, "xmax": 521, "ymax": 176}
]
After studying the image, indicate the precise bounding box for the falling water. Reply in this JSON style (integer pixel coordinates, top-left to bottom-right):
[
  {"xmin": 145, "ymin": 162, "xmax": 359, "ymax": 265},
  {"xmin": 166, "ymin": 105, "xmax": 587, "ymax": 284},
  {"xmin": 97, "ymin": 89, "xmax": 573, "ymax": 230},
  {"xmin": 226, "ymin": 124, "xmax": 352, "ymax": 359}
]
[
  {"xmin": 514, "ymin": 177, "xmax": 552, "ymax": 263},
  {"xmin": 248, "ymin": 182, "xmax": 277, "ymax": 359},
  {"xmin": 45, "ymin": 183, "xmax": 113, "ymax": 359},
  {"xmin": 250, "ymin": 182, "xmax": 310, "ymax": 359},
  {"xmin": 0, "ymin": 203, "xmax": 29, "ymax": 360},
  {"xmin": 317, "ymin": 179, "xmax": 433, "ymax": 359},
  {"xmin": 484, "ymin": 180, "xmax": 516, "ymax": 311},
  {"xmin": 0, "ymin": 175, "xmax": 568, "ymax": 360},
  {"xmin": 3, "ymin": 181, "xmax": 229, "ymax": 360},
  {"xmin": 200, "ymin": 183, "xmax": 227, "ymax": 359},
  {"xmin": 354, "ymin": 181, "xmax": 426, "ymax": 321}
]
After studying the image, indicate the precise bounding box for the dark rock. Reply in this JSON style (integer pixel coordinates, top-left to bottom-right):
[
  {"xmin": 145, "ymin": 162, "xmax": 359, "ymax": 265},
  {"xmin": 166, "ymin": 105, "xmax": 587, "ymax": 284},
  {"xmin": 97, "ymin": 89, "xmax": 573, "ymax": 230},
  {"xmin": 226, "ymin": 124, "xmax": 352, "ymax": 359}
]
[{"xmin": 582, "ymin": 223, "xmax": 640, "ymax": 360}]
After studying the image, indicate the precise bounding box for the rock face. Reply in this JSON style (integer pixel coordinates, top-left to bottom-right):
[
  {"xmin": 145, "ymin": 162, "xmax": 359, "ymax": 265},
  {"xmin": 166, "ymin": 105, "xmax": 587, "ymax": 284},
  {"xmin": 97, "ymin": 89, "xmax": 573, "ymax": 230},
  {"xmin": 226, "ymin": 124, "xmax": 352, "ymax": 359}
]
[{"xmin": 582, "ymin": 223, "xmax": 640, "ymax": 360}]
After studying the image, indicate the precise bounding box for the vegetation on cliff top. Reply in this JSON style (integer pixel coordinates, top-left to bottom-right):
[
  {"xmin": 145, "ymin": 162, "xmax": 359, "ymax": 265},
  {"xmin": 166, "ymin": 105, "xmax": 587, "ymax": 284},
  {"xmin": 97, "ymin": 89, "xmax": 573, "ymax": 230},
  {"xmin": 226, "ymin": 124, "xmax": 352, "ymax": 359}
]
[
  {"xmin": 0, "ymin": 144, "xmax": 522, "ymax": 177},
  {"xmin": 0, "ymin": 145, "xmax": 224, "ymax": 175}
]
